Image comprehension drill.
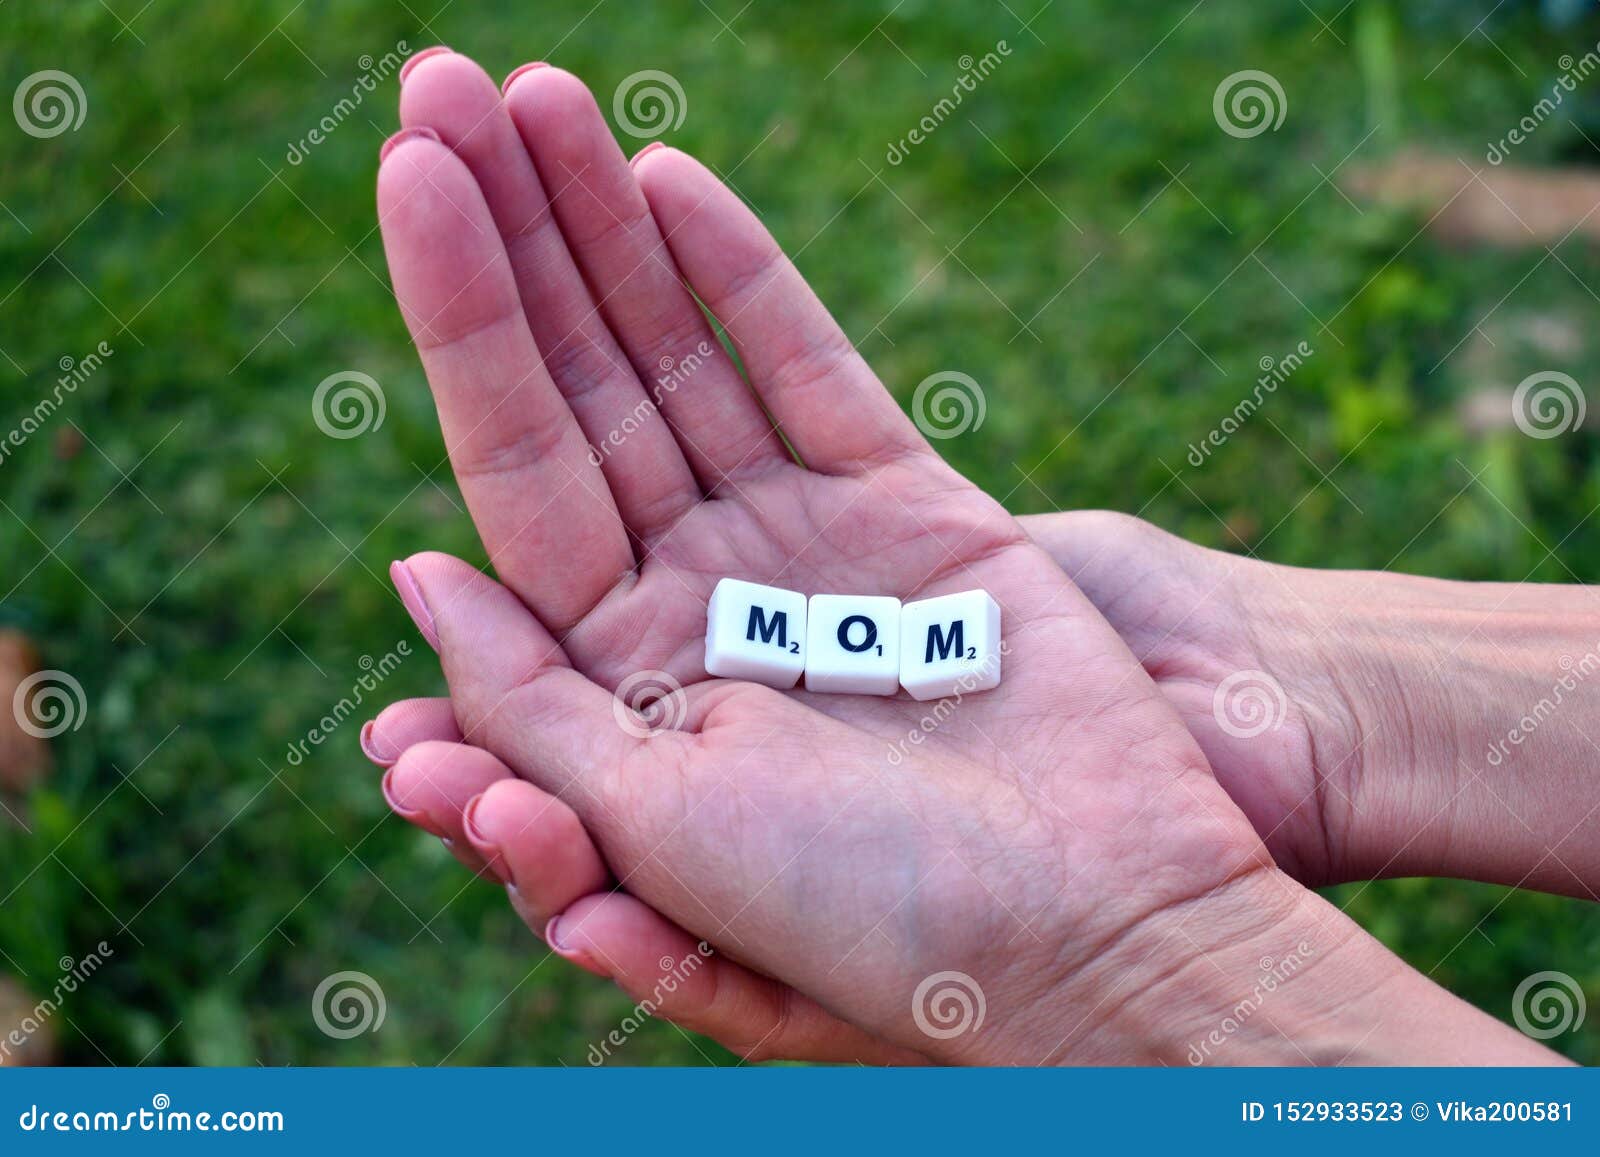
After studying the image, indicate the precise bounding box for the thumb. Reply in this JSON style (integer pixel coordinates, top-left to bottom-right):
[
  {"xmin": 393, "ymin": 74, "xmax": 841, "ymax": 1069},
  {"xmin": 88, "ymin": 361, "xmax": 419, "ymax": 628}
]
[{"xmin": 389, "ymin": 551, "xmax": 662, "ymax": 805}]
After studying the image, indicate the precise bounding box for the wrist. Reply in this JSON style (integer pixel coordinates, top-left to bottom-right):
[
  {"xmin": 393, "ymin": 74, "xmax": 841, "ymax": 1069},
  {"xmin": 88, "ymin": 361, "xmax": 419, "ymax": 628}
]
[
  {"xmin": 1075, "ymin": 866, "xmax": 1568, "ymax": 1066},
  {"xmin": 1247, "ymin": 563, "xmax": 1600, "ymax": 894}
]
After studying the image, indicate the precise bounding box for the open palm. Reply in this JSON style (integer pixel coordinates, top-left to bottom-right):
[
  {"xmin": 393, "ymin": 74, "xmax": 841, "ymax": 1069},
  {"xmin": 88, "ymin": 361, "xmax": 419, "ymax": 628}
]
[{"xmin": 376, "ymin": 55, "xmax": 1307, "ymax": 1062}]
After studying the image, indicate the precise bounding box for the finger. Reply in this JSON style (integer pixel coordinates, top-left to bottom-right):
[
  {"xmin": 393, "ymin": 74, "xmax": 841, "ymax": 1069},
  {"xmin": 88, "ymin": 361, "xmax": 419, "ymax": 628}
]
[
  {"xmin": 383, "ymin": 740, "xmax": 511, "ymax": 876},
  {"xmin": 394, "ymin": 550, "xmax": 777, "ymax": 945},
  {"xmin": 1016, "ymin": 510, "xmax": 1214, "ymax": 658},
  {"xmin": 550, "ymin": 893, "xmax": 924, "ymax": 1064},
  {"xmin": 503, "ymin": 67, "xmax": 787, "ymax": 485},
  {"xmin": 377, "ymin": 129, "xmax": 633, "ymax": 633},
  {"xmin": 361, "ymin": 697, "xmax": 462, "ymax": 768},
  {"xmin": 397, "ymin": 549, "xmax": 919, "ymax": 1052},
  {"xmin": 634, "ymin": 146, "xmax": 927, "ymax": 475},
  {"xmin": 393, "ymin": 552, "xmax": 657, "ymax": 800},
  {"xmin": 461, "ymin": 777, "xmax": 609, "ymax": 926},
  {"xmin": 400, "ymin": 52, "xmax": 701, "ymax": 542}
]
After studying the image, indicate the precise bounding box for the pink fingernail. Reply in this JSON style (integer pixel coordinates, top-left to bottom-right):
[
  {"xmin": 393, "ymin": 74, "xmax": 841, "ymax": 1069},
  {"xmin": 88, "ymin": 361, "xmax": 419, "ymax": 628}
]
[
  {"xmin": 630, "ymin": 141, "xmax": 666, "ymax": 169},
  {"xmin": 462, "ymin": 794, "xmax": 512, "ymax": 885},
  {"xmin": 390, "ymin": 559, "xmax": 440, "ymax": 651},
  {"xmin": 545, "ymin": 913, "xmax": 611, "ymax": 978},
  {"xmin": 379, "ymin": 125, "xmax": 441, "ymax": 164},
  {"xmin": 398, "ymin": 46, "xmax": 452, "ymax": 85},
  {"xmin": 360, "ymin": 719, "xmax": 398, "ymax": 768},
  {"xmin": 381, "ymin": 768, "xmax": 443, "ymax": 836},
  {"xmin": 501, "ymin": 61, "xmax": 550, "ymax": 95}
]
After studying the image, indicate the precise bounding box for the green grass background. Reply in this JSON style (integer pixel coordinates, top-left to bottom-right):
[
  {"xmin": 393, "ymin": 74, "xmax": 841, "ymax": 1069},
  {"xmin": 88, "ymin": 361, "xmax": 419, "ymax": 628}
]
[{"xmin": 2, "ymin": 0, "xmax": 1598, "ymax": 1064}]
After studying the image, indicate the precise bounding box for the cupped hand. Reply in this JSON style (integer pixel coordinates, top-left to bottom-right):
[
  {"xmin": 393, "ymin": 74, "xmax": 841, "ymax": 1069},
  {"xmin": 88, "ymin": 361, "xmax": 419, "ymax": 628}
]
[
  {"xmin": 375, "ymin": 53, "xmax": 1319, "ymax": 1063},
  {"xmin": 363, "ymin": 509, "xmax": 1344, "ymax": 1063},
  {"xmin": 367, "ymin": 507, "xmax": 1355, "ymax": 896},
  {"xmin": 371, "ymin": 55, "xmax": 1566, "ymax": 1066}
]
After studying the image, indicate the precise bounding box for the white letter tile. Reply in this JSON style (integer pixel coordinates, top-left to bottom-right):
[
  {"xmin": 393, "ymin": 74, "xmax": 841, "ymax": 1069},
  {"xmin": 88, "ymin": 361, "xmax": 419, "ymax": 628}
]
[
  {"xmin": 704, "ymin": 578, "xmax": 807, "ymax": 688},
  {"xmin": 898, "ymin": 590, "xmax": 1002, "ymax": 701},
  {"xmin": 804, "ymin": 594, "xmax": 902, "ymax": 695}
]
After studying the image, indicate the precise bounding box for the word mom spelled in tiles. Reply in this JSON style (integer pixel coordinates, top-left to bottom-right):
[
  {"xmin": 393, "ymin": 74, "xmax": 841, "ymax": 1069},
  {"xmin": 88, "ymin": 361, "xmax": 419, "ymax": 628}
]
[{"xmin": 703, "ymin": 578, "xmax": 1001, "ymax": 701}]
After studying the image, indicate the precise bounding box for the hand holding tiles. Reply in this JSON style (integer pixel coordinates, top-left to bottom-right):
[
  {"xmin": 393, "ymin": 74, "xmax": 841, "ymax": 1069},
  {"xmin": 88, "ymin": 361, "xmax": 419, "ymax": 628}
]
[{"xmin": 378, "ymin": 68, "xmax": 1356, "ymax": 1066}]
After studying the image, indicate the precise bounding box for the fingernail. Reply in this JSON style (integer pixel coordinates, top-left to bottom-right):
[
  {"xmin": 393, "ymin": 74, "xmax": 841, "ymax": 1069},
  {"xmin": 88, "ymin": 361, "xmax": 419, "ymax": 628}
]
[
  {"xmin": 379, "ymin": 125, "xmax": 441, "ymax": 164},
  {"xmin": 398, "ymin": 46, "xmax": 452, "ymax": 85},
  {"xmin": 462, "ymin": 793, "xmax": 511, "ymax": 885},
  {"xmin": 545, "ymin": 913, "xmax": 612, "ymax": 978},
  {"xmin": 501, "ymin": 61, "xmax": 550, "ymax": 95},
  {"xmin": 630, "ymin": 141, "xmax": 666, "ymax": 169},
  {"xmin": 381, "ymin": 768, "xmax": 443, "ymax": 836},
  {"xmin": 390, "ymin": 559, "xmax": 440, "ymax": 651},
  {"xmin": 360, "ymin": 719, "xmax": 399, "ymax": 768}
]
